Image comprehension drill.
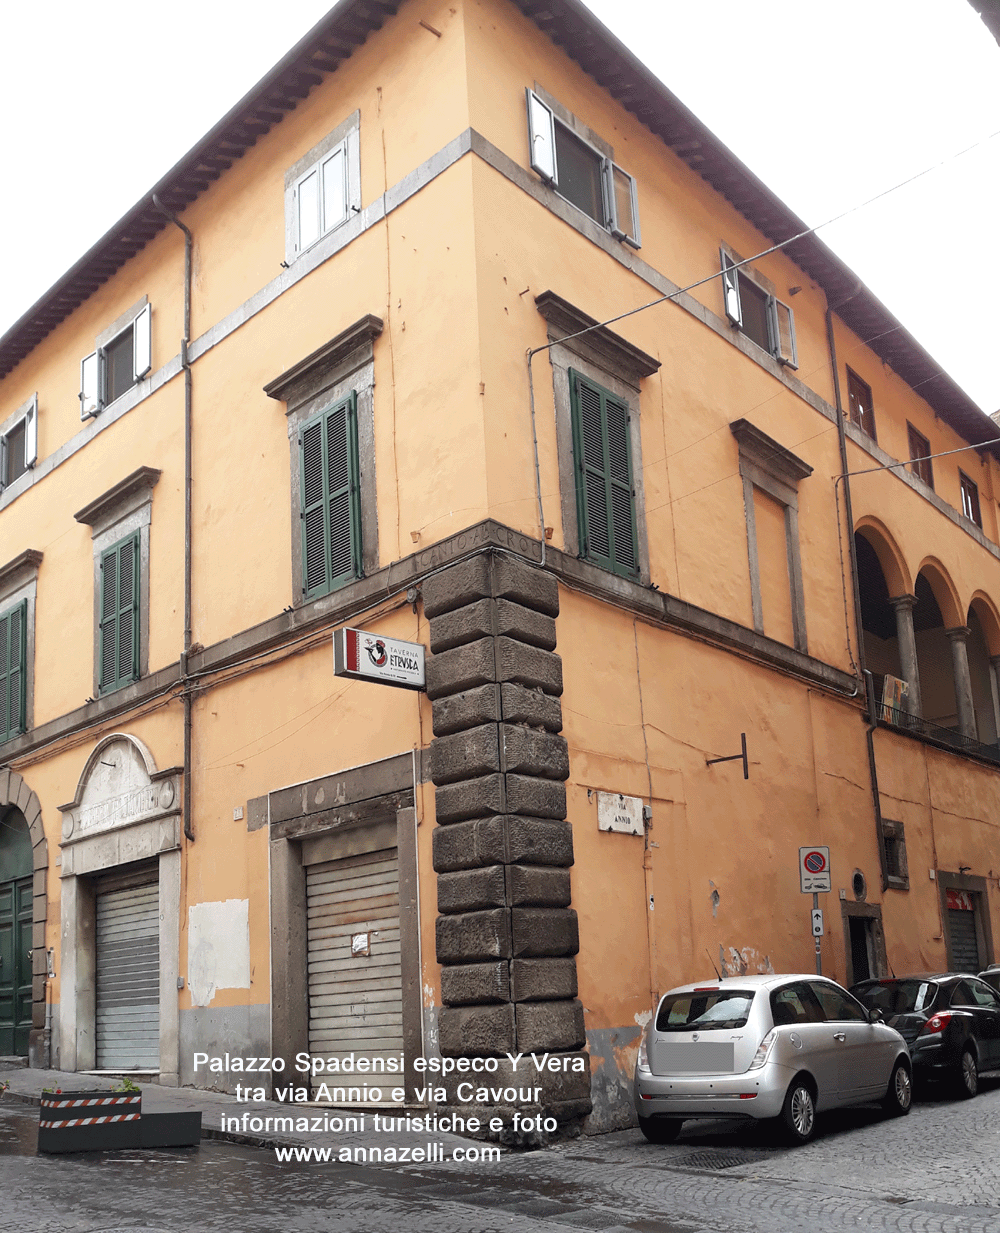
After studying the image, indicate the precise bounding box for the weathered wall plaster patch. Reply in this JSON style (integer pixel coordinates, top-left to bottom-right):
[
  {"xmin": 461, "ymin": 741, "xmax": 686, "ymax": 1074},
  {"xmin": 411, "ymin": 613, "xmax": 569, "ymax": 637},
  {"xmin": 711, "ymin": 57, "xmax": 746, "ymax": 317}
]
[{"xmin": 188, "ymin": 899, "xmax": 251, "ymax": 1006}]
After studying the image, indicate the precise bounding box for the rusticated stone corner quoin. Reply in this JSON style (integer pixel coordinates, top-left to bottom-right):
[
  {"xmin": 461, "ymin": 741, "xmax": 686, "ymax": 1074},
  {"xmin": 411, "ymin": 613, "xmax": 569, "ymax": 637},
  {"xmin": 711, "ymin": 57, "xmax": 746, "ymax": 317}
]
[{"xmin": 424, "ymin": 551, "xmax": 591, "ymax": 1123}]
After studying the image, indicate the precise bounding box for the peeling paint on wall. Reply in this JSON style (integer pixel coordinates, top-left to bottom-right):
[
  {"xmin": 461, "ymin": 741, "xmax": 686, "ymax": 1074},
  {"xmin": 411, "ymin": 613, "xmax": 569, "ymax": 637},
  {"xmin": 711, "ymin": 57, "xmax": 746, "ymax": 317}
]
[
  {"xmin": 583, "ymin": 1027, "xmax": 641, "ymax": 1133},
  {"xmin": 718, "ymin": 945, "xmax": 775, "ymax": 977},
  {"xmin": 187, "ymin": 899, "xmax": 251, "ymax": 1007},
  {"xmin": 633, "ymin": 1009, "xmax": 652, "ymax": 1028}
]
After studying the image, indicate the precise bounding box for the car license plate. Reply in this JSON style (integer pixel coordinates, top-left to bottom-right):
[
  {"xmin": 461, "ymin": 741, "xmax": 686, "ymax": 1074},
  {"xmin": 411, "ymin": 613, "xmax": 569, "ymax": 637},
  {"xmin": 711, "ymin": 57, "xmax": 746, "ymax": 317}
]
[{"xmin": 656, "ymin": 1042, "xmax": 735, "ymax": 1072}]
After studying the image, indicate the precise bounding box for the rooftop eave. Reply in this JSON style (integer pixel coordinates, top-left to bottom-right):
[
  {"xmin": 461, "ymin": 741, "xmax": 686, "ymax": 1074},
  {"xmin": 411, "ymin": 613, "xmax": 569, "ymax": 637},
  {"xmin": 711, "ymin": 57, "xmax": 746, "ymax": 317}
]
[{"xmin": 0, "ymin": 0, "xmax": 400, "ymax": 381}]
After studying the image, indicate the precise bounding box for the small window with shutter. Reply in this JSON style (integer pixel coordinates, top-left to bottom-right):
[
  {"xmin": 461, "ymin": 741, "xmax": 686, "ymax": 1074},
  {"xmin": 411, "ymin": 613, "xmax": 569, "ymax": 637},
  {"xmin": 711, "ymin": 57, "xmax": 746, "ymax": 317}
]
[
  {"xmin": 960, "ymin": 471, "xmax": 982, "ymax": 528},
  {"xmin": 569, "ymin": 370, "xmax": 638, "ymax": 579},
  {"xmin": 299, "ymin": 394, "xmax": 363, "ymax": 599},
  {"xmin": 907, "ymin": 423, "xmax": 934, "ymax": 490},
  {"xmin": 0, "ymin": 599, "xmax": 27, "ymax": 742},
  {"xmin": 285, "ymin": 113, "xmax": 361, "ymax": 266},
  {"xmin": 526, "ymin": 89, "xmax": 641, "ymax": 249},
  {"xmin": 98, "ymin": 534, "xmax": 140, "ymax": 694},
  {"xmin": 80, "ymin": 304, "xmax": 152, "ymax": 420},
  {"xmin": 847, "ymin": 368, "xmax": 876, "ymax": 440},
  {"xmin": 720, "ymin": 248, "xmax": 797, "ymax": 368},
  {"xmin": 0, "ymin": 394, "xmax": 38, "ymax": 489}
]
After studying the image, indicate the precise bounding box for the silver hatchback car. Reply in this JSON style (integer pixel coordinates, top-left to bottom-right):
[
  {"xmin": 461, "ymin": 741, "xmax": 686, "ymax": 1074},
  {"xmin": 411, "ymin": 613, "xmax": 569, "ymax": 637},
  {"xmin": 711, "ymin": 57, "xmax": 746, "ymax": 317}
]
[{"xmin": 633, "ymin": 974, "xmax": 911, "ymax": 1143}]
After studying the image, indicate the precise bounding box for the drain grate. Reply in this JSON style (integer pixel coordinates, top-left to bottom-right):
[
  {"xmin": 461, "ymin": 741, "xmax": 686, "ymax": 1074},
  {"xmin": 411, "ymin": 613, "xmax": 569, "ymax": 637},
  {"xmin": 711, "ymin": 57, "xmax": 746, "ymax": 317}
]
[{"xmin": 671, "ymin": 1147, "xmax": 775, "ymax": 1171}]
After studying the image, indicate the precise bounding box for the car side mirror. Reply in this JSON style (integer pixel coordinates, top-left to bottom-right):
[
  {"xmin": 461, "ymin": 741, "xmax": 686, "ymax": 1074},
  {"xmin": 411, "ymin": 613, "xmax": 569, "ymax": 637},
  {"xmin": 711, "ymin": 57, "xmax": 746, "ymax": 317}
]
[{"xmin": 868, "ymin": 1007, "xmax": 884, "ymax": 1024}]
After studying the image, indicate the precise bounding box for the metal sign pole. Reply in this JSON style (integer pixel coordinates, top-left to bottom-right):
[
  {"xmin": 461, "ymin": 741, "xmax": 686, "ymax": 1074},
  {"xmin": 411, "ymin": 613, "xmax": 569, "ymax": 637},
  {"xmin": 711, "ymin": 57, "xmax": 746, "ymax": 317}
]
[{"xmin": 813, "ymin": 891, "xmax": 821, "ymax": 975}]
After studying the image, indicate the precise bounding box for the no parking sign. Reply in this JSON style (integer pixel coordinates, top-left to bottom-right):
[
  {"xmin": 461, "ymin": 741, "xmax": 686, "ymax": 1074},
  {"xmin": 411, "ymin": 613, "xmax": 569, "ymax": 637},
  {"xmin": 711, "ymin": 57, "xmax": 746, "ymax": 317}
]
[{"xmin": 799, "ymin": 846, "xmax": 831, "ymax": 893}]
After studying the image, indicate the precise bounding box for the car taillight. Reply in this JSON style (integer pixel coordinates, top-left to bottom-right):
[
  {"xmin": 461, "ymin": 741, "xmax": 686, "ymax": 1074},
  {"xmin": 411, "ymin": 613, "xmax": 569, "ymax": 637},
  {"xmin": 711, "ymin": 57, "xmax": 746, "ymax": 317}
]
[
  {"xmin": 637, "ymin": 1034, "xmax": 650, "ymax": 1071},
  {"xmin": 920, "ymin": 1012, "xmax": 953, "ymax": 1036},
  {"xmin": 749, "ymin": 1029, "xmax": 776, "ymax": 1069}
]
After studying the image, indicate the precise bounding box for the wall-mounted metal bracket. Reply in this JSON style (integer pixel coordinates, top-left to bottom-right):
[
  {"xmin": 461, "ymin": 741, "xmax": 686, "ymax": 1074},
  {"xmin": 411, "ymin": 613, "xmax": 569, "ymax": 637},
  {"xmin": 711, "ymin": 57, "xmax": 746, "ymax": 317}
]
[{"xmin": 706, "ymin": 732, "xmax": 749, "ymax": 780}]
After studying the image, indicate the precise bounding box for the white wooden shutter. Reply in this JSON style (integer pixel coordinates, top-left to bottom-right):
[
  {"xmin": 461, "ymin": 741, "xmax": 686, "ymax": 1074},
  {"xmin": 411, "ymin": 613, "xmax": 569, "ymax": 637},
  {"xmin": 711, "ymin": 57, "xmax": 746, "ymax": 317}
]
[
  {"xmin": 526, "ymin": 89, "xmax": 557, "ymax": 183},
  {"xmin": 23, "ymin": 395, "xmax": 37, "ymax": 468},
  {"xmin": 606, "ymin": 162, "xmax": 641, "ymax": 248},
  {"xmin": 132, "ymin": 304, "xmax": 151, "ymax": 380},
  {"xmin": 721, "ymin": 250, "xmax": 742, "ymax": 325},
  {"xmin": 322, "ymin": 144, "xmax": 348, "ymax": 232},
  {"xmin": 773, "ymin": 298, "xmax": 798, "ymax": 368},
  {"xmin": 80, "ymin": 351, "xmax": 101, "ymax": 418},
  {"xmin": 296, "ymin": 168, "xmax": 321, "ymax": 253}
]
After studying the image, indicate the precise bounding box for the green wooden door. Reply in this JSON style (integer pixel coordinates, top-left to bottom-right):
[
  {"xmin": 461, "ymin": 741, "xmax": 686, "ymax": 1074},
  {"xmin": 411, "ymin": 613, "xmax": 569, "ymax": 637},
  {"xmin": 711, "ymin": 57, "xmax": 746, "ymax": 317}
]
[{"xmin": 0, "ymin": 806, "xmax": 33, "ymax": 1056}]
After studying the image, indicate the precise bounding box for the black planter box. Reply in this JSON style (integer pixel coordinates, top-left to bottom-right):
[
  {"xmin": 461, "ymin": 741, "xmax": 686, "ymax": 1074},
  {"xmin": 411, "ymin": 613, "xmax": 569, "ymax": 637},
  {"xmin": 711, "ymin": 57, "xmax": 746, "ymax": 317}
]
[
  {"xmin": 38, "ymin": 1091, "xmax": 142, "ymax": 1154},
  {"xmin": 139, "ymin": 1111, "xmax": 201, "ymax": 1148}
]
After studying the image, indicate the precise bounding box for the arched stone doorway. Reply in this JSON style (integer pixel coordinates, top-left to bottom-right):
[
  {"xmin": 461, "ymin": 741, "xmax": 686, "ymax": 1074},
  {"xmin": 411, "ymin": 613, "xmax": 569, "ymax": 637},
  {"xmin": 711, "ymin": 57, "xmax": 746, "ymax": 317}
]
[{"xmin": 0, "ymin": 770, "xmax": 47, "ymax": 1063}]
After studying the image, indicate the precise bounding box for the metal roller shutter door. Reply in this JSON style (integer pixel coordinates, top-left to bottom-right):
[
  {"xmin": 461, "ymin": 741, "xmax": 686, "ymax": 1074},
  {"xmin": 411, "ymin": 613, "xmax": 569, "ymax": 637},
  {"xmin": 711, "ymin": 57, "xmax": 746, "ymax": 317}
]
[
  {"xmin": 96, "ymin": 882, "xmax": 160, "ymax": 1069},
  {"xmin": 306, "ymin": 848, "xmax": 402, "ymax": 1073},
  {"xmin": 948, "ymin": 907, "xmax": 981, "ymax": 973}
]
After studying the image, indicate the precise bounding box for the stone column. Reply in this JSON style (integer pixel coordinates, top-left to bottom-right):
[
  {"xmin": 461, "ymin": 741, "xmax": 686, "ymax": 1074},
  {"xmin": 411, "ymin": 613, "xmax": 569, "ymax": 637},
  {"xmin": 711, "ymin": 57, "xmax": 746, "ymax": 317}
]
[
  {"xmin": 423, "ymin": 551, "xmax": 591, "ymax": 1136},
  {"xmin": 889, "ymin": 595, "xmax": 922, "ymax": 718},
  {"xmin": 945, "ymin": 626, "xmax": 977, "ymax": 741}
]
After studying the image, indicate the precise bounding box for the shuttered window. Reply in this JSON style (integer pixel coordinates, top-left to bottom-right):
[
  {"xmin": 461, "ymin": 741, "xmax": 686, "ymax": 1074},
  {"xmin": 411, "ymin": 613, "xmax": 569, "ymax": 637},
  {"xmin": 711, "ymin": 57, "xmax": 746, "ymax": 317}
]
[
  {"xmin": 300, "ymin": 394, "xmax": 362, "ymax": 599},
  {"xmin": 570, "ymin": 370, "xmax": 638, "ymax": 579},
  {"xmin": 0, "ymin": 600, "xmax": 27, "ymax": 742},
  {"xmin": 99, "ymin": 534, "xmax": 140, "ymax": 693}
]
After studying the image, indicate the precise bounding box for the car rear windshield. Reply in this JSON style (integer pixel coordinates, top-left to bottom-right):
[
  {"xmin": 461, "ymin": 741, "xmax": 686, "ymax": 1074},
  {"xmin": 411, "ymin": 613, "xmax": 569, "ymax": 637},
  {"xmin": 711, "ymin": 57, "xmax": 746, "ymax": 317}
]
[
  {"xmin": 655, "ymin": 989, "xmax": 755, "ymax": 1032},
  {"xmin": 853, "ymin": 980, "xmax": 938, "ymax": 1015}
]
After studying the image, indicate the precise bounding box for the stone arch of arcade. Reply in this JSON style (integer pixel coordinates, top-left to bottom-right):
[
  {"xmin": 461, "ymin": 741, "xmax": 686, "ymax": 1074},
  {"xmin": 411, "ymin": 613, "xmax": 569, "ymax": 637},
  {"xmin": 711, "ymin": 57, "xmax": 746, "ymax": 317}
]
[{"xmin": 854, "ymin": 526, "xmax": 1000, "ymax": 749}]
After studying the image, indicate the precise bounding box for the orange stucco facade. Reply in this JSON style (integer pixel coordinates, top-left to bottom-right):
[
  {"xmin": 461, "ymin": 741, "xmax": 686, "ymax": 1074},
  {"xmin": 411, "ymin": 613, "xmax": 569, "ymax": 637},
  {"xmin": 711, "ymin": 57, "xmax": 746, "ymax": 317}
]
[{"xmin": 1, "ymin": 0, "xmax": 998, "ymax": 1132}]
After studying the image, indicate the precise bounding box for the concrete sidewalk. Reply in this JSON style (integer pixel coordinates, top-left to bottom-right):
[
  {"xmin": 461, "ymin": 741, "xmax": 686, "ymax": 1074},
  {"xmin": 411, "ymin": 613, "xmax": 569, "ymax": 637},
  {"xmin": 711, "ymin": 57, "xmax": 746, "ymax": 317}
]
[{"xmin": 0, "ymin": 1063, "xmax": 490, "ymax": 1162}]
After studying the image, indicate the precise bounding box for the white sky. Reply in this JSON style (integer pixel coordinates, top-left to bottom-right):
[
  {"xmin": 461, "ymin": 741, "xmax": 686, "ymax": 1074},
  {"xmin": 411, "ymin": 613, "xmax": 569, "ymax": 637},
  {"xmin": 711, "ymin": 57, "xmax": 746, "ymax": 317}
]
[{"xmin": 2, "ymin": 0, "xmax": 998, "ymax": 410}]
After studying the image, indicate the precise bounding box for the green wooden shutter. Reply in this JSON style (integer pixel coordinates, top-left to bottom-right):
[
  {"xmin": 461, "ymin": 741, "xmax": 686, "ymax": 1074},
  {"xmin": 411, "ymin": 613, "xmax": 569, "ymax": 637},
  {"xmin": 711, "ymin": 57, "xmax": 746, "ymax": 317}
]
[
  {"xmin": 300, "ymin": 393, "xmax": 362, "ymax": 598},
  {"xmin": 0, "ymin": 600, "xmax": 27, "ymax": 741},
  {"xmin": 99, "ymin": 535, "xmax": 140, "ymax": 693},
  {"xmin": 570, "ymin": 370, "xmax": 638, "ymax": 578}
]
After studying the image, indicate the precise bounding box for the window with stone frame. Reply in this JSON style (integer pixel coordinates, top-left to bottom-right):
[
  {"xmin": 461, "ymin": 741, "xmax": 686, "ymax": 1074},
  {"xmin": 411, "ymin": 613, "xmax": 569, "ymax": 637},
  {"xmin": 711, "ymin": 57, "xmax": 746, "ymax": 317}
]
[
  {"xmin": 720, "ymin": 247, "xmax": 797, "ymax": 368},
  {"xmin": 284, "ymin": 111, "xmax": 361, "ymax": 265},
  {"xmin": 730, "ymin": 419, "xmax": 813, "ymax": 653},
  {"xmin": 907, "ymin": 423, "xmax": 934, "ymax": 489},
  {"xmin": 881, "ymin": 818, "xmax": 909, "ymax": 890},
  {"xmin": 74, "ymin": 466, "xmax": 159, "ymax": 698},
  {"xmin": 847, "ymin": 368, "xmax": 877, "ymax": 441},
  {"xmin": 0, "ymin": 550, "xmax": 41, "ymax": 745},
  {"xmin": 79, "ymin": 302, "xmax": 151, "ymax": 419},
  {"xmin": 960, "ymin": 470, "xmax": 982, "ymax": 528},
  {"xmin": 1, "ymin": 395, "xmax": 38, "ymax": 491},
  {"xmin": 526, "ymin": 88, "xmax": 640, "ymax": 248},
  {"xmin": 264, "ymin": 315, "xmax": 382, "ymax": 604},
  {"xmin": 534, "ymin": 291, "xmax": 659, "ymax": 585}
]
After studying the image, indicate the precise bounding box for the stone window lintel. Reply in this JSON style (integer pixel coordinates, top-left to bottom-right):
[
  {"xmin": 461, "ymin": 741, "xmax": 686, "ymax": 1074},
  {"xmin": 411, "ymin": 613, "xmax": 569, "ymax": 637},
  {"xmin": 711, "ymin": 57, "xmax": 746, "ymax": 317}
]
[
  {"xmin": 535, "ymin": 291, "xmax": 659, "ymax": 389},
  {"xmin": 73, "ymin": 466, "xmax": 162, "ymax": 536},
  {"xmin": 264, "ymin": 314, "xmax": 384, "ymax": 412}
]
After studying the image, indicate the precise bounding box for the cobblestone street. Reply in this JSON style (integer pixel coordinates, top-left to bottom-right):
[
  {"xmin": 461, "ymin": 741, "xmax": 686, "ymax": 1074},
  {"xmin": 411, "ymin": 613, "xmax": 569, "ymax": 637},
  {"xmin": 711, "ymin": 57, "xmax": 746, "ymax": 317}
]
[{"xmin": 2, "ymin": 1079, "xmax": 999, "ymax": 1233}]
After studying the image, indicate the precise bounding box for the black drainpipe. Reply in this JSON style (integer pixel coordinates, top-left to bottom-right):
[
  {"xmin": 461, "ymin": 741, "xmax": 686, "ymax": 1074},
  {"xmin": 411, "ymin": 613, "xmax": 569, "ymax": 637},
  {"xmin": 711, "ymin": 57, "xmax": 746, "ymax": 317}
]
[
  {"xmin": 826, "ymin": 297, "xmax": 888, "ymax": 893},
  {"xmin": 153, "ymin": 195, "xmax": 195, "ymax": 843}
]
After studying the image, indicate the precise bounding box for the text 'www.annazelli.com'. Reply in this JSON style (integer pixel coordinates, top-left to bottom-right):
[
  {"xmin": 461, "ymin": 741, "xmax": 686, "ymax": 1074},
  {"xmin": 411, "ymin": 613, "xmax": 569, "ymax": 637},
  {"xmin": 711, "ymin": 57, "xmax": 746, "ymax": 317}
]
[{"xmin": 273, "ymin": 1143, "xmax": 501, "ymax": 1164}]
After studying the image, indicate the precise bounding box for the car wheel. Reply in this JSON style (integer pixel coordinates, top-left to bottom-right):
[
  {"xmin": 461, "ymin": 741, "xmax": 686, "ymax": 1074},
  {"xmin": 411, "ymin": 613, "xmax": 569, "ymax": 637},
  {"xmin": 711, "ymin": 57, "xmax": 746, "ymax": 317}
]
[
  {"xmin": 880, "ymin": 1059, "xmax": 912, "ymax": 1116},
  {"xmin": 780, "ymin": 1079, "xmax": 816, "ymax": 1145},
  {"xmin": 638, "ymin": 1116, "xmax": 682, "ymax": 1144},
  {"xmin": 956, "ymin": 1047, "xmax": 979, "ymax": 1099}
]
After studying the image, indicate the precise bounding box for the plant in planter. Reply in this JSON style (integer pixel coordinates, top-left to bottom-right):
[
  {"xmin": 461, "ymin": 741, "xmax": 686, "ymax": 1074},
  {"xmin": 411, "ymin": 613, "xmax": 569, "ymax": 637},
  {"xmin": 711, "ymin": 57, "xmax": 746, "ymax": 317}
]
[{"xmin": 37, "ymin": 1080, "xmax": 201, "ymax": 1153}]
